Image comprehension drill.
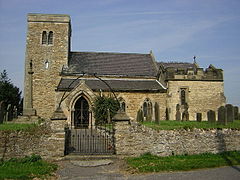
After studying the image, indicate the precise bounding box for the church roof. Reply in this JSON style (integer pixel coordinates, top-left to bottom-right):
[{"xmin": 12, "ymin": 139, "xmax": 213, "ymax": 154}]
[
  {"xmin": 157, "ymin": 62, "xmax": 196, "ymax": 69},
  {"xmin": 62, "ymin": 52, "xmax": 158, "ymax": 77},
  {"xmin": 56, "ymin": 78, "xmax": 166, "ymax": 92}
]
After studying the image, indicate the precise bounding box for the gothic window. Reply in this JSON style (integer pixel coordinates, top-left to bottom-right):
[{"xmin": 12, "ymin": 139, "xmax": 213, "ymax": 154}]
[
  {"xmin": 48, "ymin": 31, "xmax": 53, "ymax": 44},
  {"xmin": 42, "ymin": 31, "xmax": 47, "ymax": 44},
  {"xmin": 143, "ymin": 98, "xmax": 152, "ymax": 117},
  {"xmin": 180, "ymin": 88, "xmax": 187, "ymax": 105}
]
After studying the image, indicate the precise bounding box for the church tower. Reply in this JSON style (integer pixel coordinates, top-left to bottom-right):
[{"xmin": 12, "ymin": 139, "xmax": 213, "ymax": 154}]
[{"xmin": 23, "ymin": 14, "xmax": 71, "ymax": 119}]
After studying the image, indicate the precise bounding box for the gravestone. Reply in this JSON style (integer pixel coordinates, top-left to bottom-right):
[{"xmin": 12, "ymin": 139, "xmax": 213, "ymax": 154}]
[
  {"xmin": 207, "ymin": 110, "xmax": 216, "ymax": 123},
  {"xmin": 234, "ymin": 106, "xmax": 239, "ymax": 120},
  {"xmin": 218, "ymin": 106, "xmax": 227, "ymax": 125},
  {"xmin": 196, "ymin": 113, "xmax": 202, "ymax": 122},
  {"xmin": 0, "ymin": 101, "xmax": 5, "ymax": 124},
  {"xmin": 136, "ymin": 109, "xmax": 144, "ymax": 122},
  {"xmin": 6, "ymin": 104, "xmax": 11, "ymax": 121},
  {"xmin": 154, "ymin": 102, "xmax": 160, "ymax": 124},
  {"xmin": 226, "ymin": 104, "xmax": 234, "ymax": 123},
  {"xmin": 175, "ymin": 104, "xmax": 181, "ymax": 121},
  {"xmin": 165, "ymin": 108, "xmax": 169, "ymax": 120},
  {"xmin": 182, "ymin": 104, "xmax": 189, "ymax": 121}
]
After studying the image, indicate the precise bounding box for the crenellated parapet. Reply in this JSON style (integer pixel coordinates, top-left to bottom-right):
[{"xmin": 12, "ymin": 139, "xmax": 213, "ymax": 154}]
[{"xmin": 158, "ymin": 62, "xmax": 223, "ymax": 81}]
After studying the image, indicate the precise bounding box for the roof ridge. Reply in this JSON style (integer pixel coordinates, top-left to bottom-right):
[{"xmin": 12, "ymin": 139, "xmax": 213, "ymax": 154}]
[
  {"xmin": 158, "ymin": 61, "xmax": 194, "ymax": 64},
  {"xmin": 70, "ymin": 51, "xmax": 150, "ymax": 55}
]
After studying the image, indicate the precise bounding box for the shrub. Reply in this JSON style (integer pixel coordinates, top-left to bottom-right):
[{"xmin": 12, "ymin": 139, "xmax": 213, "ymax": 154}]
[{"xmin": 92, "ymin": 95, "xmax": 119, "ymax": 124}]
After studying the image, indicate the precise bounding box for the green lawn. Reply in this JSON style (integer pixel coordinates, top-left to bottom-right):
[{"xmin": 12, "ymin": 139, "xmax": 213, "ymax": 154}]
[
  {"xmin": 0, "ymin": 155, "xmax": 58, "ymax": 179},
  {"xmin": 142, "ymin": 120, "xmax": 240, "ymax": 130},
  {"xmin": 127, "ymin": 151, "xmax": 240, "ymax": 173},
  {"xmin": 0, "ymin": 123, "xmax": 37, "ymax": 131}
]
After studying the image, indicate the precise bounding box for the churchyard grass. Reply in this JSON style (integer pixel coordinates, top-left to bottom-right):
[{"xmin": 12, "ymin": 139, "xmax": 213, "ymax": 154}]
[
  {"xmin": 0, "ymin": 123, "xmax": 37, "ymax": 131},
  {"xmin": 142, "ymin": 120, "xmax": 240, "ymax": 130},
  {"xmin": 0, "ymin": 155, "xmax": 58, "ymax": 179},
  {"xmin": 127, "ymin": 151, "xmax": 240, "ymax": 173}
]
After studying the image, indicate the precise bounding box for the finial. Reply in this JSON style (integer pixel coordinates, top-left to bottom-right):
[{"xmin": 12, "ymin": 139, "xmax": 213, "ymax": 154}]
[{"xmin": 193, "ymin": 56, "xmax": 196, "ymax": 64}]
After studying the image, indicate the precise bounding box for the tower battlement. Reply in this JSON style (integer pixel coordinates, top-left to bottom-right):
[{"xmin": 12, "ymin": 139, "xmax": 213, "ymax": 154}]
[{"xmin": 28, "ymin": 13, "xmax": 70, "ymax": 23}]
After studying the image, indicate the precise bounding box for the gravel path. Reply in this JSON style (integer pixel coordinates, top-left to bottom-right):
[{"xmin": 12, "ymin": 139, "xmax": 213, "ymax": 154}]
[{"xmin": 56, "ymin": 159, "xmax": 240, "ymax": 180}]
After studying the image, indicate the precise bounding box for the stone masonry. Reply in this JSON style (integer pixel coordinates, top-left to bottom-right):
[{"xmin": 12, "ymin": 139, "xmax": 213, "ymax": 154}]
[
  {"xmin": 23, "ymin": 14, "xmax": 71, "ymax": 119},
  {"xmin": 167, "ymin": 81, "xmax": 225, "ymax": 120},
  {"xmin": 114, "ymin": 121, "xmax": 240, "ymax": 157}
]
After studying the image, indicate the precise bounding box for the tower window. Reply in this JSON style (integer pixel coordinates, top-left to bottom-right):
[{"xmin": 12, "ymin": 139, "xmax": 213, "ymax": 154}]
[
  {"xmin": 41, "ymin": 31, "xmax": 53, "ymax": 45},
  {"xmin": 42, "ymin": 31, "xmax": 47, "ymax": 44},
  {"xmin": 44, "ymin": 60, "xmax": 49, "ymax": 69},
  {"xmin": 48, "ymin": 31, "xmax": 53, "ymax": 44}
]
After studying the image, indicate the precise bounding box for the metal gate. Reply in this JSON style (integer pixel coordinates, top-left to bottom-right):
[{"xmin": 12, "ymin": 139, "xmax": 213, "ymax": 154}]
[{"xmin": 65, "ymin": 123, "xmax": 115, "ymax": 155}]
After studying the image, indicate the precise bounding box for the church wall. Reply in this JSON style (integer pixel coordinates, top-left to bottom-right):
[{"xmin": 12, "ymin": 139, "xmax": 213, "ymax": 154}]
[
  {"xmin": 101, "ymin": 91, "xmax": 167, "ymax": 121},
  {"xmin": 167, "ymin": 80, "xmax": 225, "ymax": 120}
]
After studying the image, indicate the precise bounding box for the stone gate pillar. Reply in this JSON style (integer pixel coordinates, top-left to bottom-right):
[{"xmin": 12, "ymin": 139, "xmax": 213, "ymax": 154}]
[{"xmin": 112, "ymin": 110, "xmax": 130, "ymax": 155}]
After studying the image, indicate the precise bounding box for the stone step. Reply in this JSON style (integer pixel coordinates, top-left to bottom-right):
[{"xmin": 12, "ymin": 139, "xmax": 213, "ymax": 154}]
[{"xmin": 63, "ymin": 154, "xmax": 117, "ymax": 161}]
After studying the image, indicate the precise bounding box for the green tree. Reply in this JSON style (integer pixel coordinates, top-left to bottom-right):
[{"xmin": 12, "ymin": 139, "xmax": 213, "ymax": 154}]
[
  {"xmin": 92, "ymin": 95, "xmax": 119, "ymax": 124},
  {"xmin": 0, "ymin": 70, "xmax": 22, "ymax": 114}
]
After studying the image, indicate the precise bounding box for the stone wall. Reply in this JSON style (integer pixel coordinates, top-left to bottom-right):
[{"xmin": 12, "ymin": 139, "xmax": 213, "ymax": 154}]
[
  {"xmin": 167, "ymin": 81, "xmax": 225, "ymax": 120},
  {"xmin": 114, "ymin": 121, "xmax": 240, "ymax": 156},
  {"xmin": 0, "ymin": 121, "xmax": 66, "ymax": 161}
]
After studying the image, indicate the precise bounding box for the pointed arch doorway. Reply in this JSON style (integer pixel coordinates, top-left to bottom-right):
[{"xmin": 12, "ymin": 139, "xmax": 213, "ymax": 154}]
[{"xmin": 74, "ymin": 96, "xmax": 89, "ymax": 128}]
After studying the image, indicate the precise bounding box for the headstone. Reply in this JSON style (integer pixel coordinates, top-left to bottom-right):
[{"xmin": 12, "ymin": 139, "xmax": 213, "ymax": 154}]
[
  {"xmin": 13, "ymin": 105, "xmax": 18, "ymax": 118},
  {"xmin": 207, "ymin": 110, "xmax": 216, "ymax": 123},
  {"xmin": 218, "ymin": 106, "xmax": 227, "ymax": 125},
  {"xmin": 176, "ymin": 104, "xmax": 181, "ymax": 121},
  {"xmin": 182, "ymin": 104, "xmax": 189, "ymax": 121},
  {"xmin": 196, "ymin": 113, "xmax": 202, "ymax": 122},
  {"xmin": 154, "ymin": 102, "xmax": 160, "ymax": 124},
  {"xmin": 226, "ymin": 104, "xmax": 234, "ymax": 123},
  {"xmin": 233, "ymin": 106, "xmax": 239, "ymax": 120},
  {"xmin": 0, "ymin": 101, "xmax": 5, "ymax": 124},
  {"xmin": 165, "ymin": 108, "xmax": 169, "ymax": 120},
  {"xmin": 5, "ymin": 104, "xmax": 11, "ymax": 122},
  {"xmin": 136, "ymin": 109, "xmax": 144, "ymax": 122}
]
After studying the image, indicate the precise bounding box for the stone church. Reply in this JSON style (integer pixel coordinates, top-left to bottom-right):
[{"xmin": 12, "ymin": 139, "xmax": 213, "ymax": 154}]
[{"xmin": 23, "ymin": 14, "xmax": 225, "ymax": 128}]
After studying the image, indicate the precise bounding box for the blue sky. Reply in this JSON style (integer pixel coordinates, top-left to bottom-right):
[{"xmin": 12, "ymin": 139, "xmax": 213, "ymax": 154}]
[{"xmin": 0, "ymin": 0, "xmax": 239, "ymax": 106}]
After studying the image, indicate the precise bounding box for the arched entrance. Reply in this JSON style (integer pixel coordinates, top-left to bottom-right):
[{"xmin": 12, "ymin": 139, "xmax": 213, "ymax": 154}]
[{"xmin": 74, "ymin": 96, "xmax": 89, "ymax": 128}]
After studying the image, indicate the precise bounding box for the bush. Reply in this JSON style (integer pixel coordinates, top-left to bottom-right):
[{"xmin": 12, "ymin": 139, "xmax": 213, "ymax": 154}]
[{"xmin": 92, "ymin": 95, "xmax": 119, "ymax": 124}]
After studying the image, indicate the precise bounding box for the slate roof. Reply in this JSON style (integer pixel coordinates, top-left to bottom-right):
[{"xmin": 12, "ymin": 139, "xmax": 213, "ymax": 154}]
[
  {"xmin": 157, "ymin": 62, "xmax": 196, "ymax": 69},
  {"xmin": 62, "ymin": 52, "xmax": 158, "ymax": 77},
  {"xmin": 56, "ymin": 78, "xmax": 166, "ymax": 92}
]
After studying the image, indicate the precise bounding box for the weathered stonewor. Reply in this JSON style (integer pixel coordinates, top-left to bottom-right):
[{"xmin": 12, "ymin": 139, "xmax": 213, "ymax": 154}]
[
  {"xmin": 207, "ymin": 110, "xmax": 216, "ymax": 123},
  {"xmin": 234, "ymin": 106, "xmax": 239, "ymax": 120},
  {"xmin": 113, "ymin": 121, "xmax": 240, "ymax": 157},
  {"xmin": 175, "ymin": 104, "xmax": 181, "ymax": 121},
  {"xmin": 226, "ymin": 104, "xmax": 234, "ymax": 123},
  {"xmin": 218, "ymin": 106, "xmax": 227, "ymax": 125},
  {"xmin": 196, "ymin": 113, "xmax": 202, "ymax": 122},
  {"xmin": 0, "ymin": 123, "xmax": 65, "ymax": 161}
]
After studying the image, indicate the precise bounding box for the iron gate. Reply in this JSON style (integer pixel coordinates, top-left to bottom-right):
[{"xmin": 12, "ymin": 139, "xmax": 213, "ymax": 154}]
[{"xmin": 65, "ymin": 123, "xmax": 115, "ymax": 155}]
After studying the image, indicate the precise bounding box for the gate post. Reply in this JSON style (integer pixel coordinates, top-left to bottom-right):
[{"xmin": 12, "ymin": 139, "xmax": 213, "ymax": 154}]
[
  {"xmin": 112, "ymin": 110, "xmax": 130, "ymax": 155},
  {"xmin": 50, "ymin": 107, "xmax": 68, "ymax": 157}
]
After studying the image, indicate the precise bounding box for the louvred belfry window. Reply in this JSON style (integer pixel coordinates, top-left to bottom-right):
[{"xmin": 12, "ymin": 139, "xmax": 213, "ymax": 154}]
[
  {"xmin": 48, "ymin": 31, "xmax": 53, "ymax": 44},
  {"xmin": 42, "ymin": 31, "xmax": 47, "ymax": 44}
]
